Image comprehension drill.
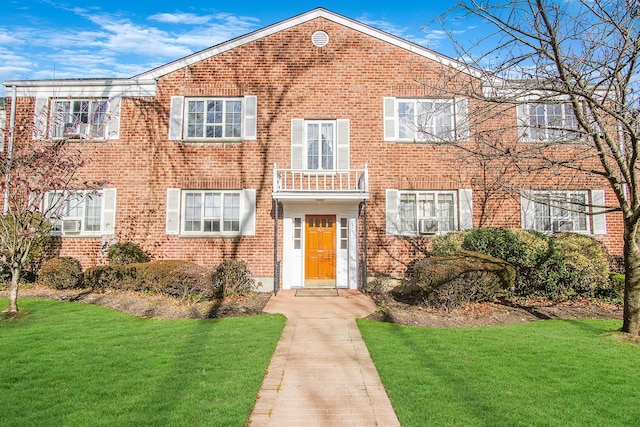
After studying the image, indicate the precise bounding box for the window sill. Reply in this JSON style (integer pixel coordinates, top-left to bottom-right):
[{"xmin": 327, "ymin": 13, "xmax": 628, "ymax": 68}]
[{"xmin": 179, "ymin": 232, "xmax": 243, "ymax": 238}]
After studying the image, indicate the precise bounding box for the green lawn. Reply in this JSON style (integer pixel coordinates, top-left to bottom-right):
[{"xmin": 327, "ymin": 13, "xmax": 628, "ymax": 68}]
[
  {"xmin": 0, "ymin": 299, "xmax": 285, "ymax": 427},
  {"xmin": 358, "ymin": 318, "xmax": 640, "ymax": 427}
]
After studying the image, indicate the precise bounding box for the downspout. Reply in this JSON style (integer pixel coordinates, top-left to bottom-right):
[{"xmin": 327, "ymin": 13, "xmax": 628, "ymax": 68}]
[
  {"xmin": 361, "ymin": 200, "xmax": 368, "ymax": 292},
  {"xmin": 273, "ymin": 198, "xmax": 279, "ymax": 296},
  {"xmin": 4, "ymin": 85, "xmax": 17, "ymax": 214}
]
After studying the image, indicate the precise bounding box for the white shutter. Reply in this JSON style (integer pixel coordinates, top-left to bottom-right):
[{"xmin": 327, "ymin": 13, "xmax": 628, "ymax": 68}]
[
  {"xmin": 168, "ymin": 96, "xmax": 184, "ymax": 140},
  {"xmin": 336, "ymin": 119, "xmax": 350, "ymax": 170},
  {"xmin": 106, "ymin": 95, "xmax": 121, "ymax": 140},
  {"xmin": 166, "ymin": 188, "xmax": 181, "ymax": 235},
  {"xmin": 33, "ymin": 97, "xmax": 48, "ymax": 140},
  {"xmin": 241, "ymin": 189, "xmax": 256, "ymax": 236},
  {"xmin": 521, "ymin": 193, "xmax": 535, "ymax": 230},
  {"xmin": 386, "ymin": 189, "xmax": 400, "ymax": 235},
  {"xmin": 291, "ymin": 119, "xmax": 305, "ymax": 169},
  {"xmin": 102, "ymin": 189, "xmax": 117, "ymax": 235},
  {"xmin": 591, "ymin": 189, "xmax": 606, "ymax": 235},
  {"xmin": 454, "ymin": 98, "xmax": 469, "ymax": 141},
  {"xmin": 516, "ymin": 104, "xmax": 529, "ymax": 141},
  {"xmin": 458, "ymin": 189, "xmax": 473, "ymax": 230},
  {"xmin": 243, "ymin": 95, "xmax": 257, "ymax": 140},
  {"xmin": 383, "ymin": 97, "xmax": 396, "ymax": 141}
]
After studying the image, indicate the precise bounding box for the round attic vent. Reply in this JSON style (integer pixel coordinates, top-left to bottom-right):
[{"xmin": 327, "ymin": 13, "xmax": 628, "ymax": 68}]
[{"xmin": 312, "ymin": 31, "xmax": 329, "ymax": 47}]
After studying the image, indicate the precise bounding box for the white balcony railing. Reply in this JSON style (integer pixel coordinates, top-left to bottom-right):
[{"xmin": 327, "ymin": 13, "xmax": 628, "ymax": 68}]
[{"xmin": 273, "ymin": 164, "xmax": 368, "ymax": 196}]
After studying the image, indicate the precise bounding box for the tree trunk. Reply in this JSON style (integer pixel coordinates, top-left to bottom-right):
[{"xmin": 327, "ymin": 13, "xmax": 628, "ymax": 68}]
[
  {"xmin": 5, "ymin": 266, "xmax": 20, "ymax": 313},
  {"xmin": 622, "ymin": 224, "xmax": 640, "ymax": 335}
]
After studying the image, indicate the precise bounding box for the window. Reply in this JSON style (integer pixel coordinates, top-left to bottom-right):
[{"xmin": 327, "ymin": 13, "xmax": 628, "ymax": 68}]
[
  {"xmin": 306, "ymin": 121, "xmax": 335, "ymax": 170},
  {"xmin": 398, "ymin": 191, "xmax": 456, "ymax": 234},
  {"xmin": 294, "ymin": 218, "xmax": 302, "ymax": 249},
  {"xmin": 387, "ymin": 189, "xmax": 473, "ymax": 236},
  {"xmin": 183, "ymin": 191, "xmax": 240, "ymax": 234},
  {"xmin": 384, "ymin": 97, "xmax": 468, "ymax": 142},
  {"xmin": 339, "ymin": 218, "xmax": 348, "ymax": 250},
  {"xmin": 185, "ymin": 98, "xmax": 242, "ymax": 139},
  {"xmin": 45, "ymin": 189, "xmax": 116, "ymax": 236},
  {"xmin": 51, "ymin": 99, "xmax": 109, "ymax": 139},
  {"xmin": 290, "ymin": 119, "xmax": 349, "ymax": 170},
  {"xmin": 518, "ymin": 103, "xmax": 579, "ymax": 141},
  {"xmin": 523, "ymin": 191, "xmax": 589, "ymax": 233}
]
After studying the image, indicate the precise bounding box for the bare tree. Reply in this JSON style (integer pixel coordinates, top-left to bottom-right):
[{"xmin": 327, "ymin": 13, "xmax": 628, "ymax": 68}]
[
  {"xmin": 422, "ymin": 0, "xmax": 640, "ymax": 333},
  {"xmin": 1, "ymin": 99, "xmax": 107, "ymax": 313}
]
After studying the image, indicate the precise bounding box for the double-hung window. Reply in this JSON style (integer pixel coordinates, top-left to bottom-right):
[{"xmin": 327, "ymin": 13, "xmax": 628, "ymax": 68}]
[
  {"xmin": 166, "ymin": 188, "xmax": 255, "ymax": 237},
  {"xmin": 168, "ymin": 95, "xmax": 257, "ymax": 141},
  {"xmin": 387, "ymin": 189, "xmax": 473, "ymax": 236},
  {"xmin": 45, "ymin": 189, "xmax": 116, "ymax": 236},
  {"xmin": 384, "ymin": 97, "xmax": 469, "ymax": 142},
  {"xmin": 518, "ymin": 103, "xmax": 579, "ymax": 142},
  {"xmin": 522, "ymin": 191, "xmax": 589, "ymax": 233},
  {"xmin": 186, "ymin": 98, "xmax": 242, "ymax": 139},
  {"xmin": 306, "ymin": 121, "xmax": 335, "ymax": 170},
  {"xmin": 183, "ymin": 191, "xmax": 240, "ymax": 234},
  {"xmin": 398, "ymin": 191, "xmax": 456, "ymax": 234},
  {"xmin": 51, "ymin": 99, "xmax": 109, "ymax": 139}
]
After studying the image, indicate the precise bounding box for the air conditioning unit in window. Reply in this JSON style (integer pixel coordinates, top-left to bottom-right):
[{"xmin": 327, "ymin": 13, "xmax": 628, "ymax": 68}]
[
  {"xmin": 62, "ymin": 219, "xmax": 82, "ymax": 233},
  {"xmin": 418, "ymin": 218, "xmax": 439, "ymax": 235},
  {"xmin": 553, "ymin": 219, "xmax": 575, "ymax": 232},
  {"xmin": 64, "ymin": 123, "xmax": 89, "ymax": 139}
]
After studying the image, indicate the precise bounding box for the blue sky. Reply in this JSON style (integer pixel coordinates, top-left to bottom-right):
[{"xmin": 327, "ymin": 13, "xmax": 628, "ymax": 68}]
[{"xmin": 0, "ymin": 0, "xmax": 480, "ymax": 96}]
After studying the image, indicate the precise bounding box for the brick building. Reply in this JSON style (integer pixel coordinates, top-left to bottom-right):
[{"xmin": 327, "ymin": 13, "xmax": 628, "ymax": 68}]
[{"xmin": 2, "ymin": 8, "xmax": 619, "ymax": 291}]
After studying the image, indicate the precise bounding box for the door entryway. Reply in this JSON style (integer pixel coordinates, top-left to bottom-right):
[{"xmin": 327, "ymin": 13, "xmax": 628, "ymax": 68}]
[{"xmin": 305, "ymin": 215, "xmax": 336, "ymax": 287}]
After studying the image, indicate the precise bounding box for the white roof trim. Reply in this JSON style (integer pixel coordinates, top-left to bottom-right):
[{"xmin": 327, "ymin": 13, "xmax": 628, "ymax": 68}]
[
  {"xmin": 3, "ymin": 79, "xmax": 157, "ymax": 97},
  {"xmin": 136, "ymin": 8, "xmax": 484, "ymax": 80}
]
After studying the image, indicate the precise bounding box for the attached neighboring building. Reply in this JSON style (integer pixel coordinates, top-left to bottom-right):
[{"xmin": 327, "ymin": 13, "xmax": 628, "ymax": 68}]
[{"xmin": 2, "ymin": 8, "xmax": 620, "ymax": 291}]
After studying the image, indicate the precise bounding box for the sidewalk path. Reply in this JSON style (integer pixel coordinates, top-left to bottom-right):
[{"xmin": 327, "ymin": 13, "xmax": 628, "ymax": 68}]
[{"xmin": 249, "ymin": 289, "xmax": 401, "ymax": 426}]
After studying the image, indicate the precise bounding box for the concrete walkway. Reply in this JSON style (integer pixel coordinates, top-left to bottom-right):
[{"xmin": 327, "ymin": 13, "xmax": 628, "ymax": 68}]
[{"xmin": 249, "ymin": 290, "xmax": 401, "ymax": 427}]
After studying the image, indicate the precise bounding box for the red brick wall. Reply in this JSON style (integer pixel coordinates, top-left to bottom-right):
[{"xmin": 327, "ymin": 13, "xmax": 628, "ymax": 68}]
[{"xmin": 7, "ymin": 16, "xmax": 624, "ymax": 277}]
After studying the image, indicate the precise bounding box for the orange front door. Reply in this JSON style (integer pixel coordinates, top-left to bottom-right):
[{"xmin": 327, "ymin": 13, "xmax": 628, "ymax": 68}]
[{"xmin": 305, "ymin": 215, "xmax": 336, "ymax": 286}]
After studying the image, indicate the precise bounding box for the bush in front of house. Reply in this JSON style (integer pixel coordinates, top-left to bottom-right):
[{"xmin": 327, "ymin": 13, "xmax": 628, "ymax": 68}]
[
  {"xmin": 552, "ymin": 232, "xmax": 611, "ymax": 296},
  {"xmin": 84, "ymin": 260, "xmax": 216, "ymax": 300},
  {"xmin": 38, "ymin": 257, "xmax": 84, "ymax": 290},
  {"xmin": 213, "ymin": 259, "xmax": 256, "ymax": 298},
  {"xmin": 107, "ymin": 242, "xmax": 150, "ymax": 265},
  {"xmin": 84, "ymin": 264, "xmax": 141, "ymax": 292},
  {"xmin": 433, "ymin": 228, "xmax": 612, "ymax": 301},
  {"xmin": 142, "ymin": 260, "xmax": 216, "ymax": 300},
  {"xmin": 393, "ymin": 251, "xmax": 516, "ymax": 310},
  {"xmin": 430, "ymin": 231, "xmax": 468, "ymax": 256}
]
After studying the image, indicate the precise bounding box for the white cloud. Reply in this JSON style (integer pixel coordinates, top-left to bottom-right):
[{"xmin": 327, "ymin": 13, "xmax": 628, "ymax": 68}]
[{"xmin": 148, "ymin": 13, "xmax": 212, "ymax": 25}]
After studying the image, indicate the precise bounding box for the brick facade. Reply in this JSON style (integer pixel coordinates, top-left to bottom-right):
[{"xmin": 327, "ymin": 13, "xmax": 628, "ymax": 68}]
[{"xmin": 2, "ymin": 9, "xmax": 622, "ymax": 287}]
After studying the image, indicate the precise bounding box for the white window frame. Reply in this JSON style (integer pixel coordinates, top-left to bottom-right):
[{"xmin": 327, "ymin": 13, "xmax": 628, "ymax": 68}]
[
  {"xmin": 518, "ymin": 103, "xmax": 580, "ymax": 142},
  {"xmin": 184, "ymin": 97, "xmax": 243, "ymax": 141},
  {"xmin": 51, "ymin": 99, "xmax": 110, "ymax": 140},
  {"xmin": 523, "ymin": 190, "xmax": 590, "ymax": 233},
  {"xmin": 397, "ymin": 99, "xmax": 456, "ymax": 142},
  {"xmin": 181, "ymin": 190, "xmax": 243, "ymax": 236},
  {"xmin": 304, "ymin": 120, "xmax": 336, "ymax": 170},
  {"xmin": 398, "ymin": 190, "xmax": 458, "ymax": 235},
  {"xmin": 45, "ymin": 190, "xmax": 107, "ymax": 236}
]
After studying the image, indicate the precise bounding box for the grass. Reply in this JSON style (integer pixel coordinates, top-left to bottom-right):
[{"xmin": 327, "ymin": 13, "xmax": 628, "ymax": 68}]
[
  {"xmin": 0, "ymin": 299, "xmax": 285, "ymax": 427},
  {"xmin": 358, "ymin": 318, "xmax": 640, "ymax": 427}
]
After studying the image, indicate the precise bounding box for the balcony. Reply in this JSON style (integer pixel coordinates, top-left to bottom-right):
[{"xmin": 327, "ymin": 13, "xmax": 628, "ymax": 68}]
[{"xmin": 272, "ymin": 164, "xmax": 369, "ymax": 201}]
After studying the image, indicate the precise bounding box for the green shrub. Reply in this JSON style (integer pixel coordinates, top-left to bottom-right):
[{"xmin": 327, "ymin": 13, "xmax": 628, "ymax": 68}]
[
  {"xmin": 394, "ymin": 251, "xmax": 516, "ymax": 310},
  {"xmin": 213, "ymin": 260, "xmax": 256, "ymax": 298},
  {"xmin": 38, "ymin": 257, "xmax": 84, "ymax": 290},
  {"xmin": 107, "ymin": 242, "xmax": 149, "ymax": 265},
  {"xmin": 431, "ymin": 231, "xmax": 469, "ymax": 256},
  {"xmin": 552, "ymin": 233, "xmax": 610, "ymax": 296}
]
